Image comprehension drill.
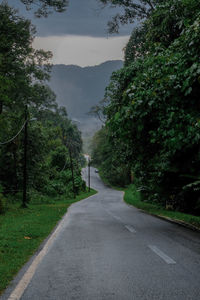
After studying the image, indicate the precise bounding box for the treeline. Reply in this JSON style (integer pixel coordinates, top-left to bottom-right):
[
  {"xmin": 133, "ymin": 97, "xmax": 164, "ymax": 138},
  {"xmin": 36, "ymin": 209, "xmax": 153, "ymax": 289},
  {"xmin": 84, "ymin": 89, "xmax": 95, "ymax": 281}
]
[
  {"xmin": 91, "ymin": 0, "xmax": 200, "ymax": 214},
  {"xmin": 0, "ymin": 4, "xmax": 85, "ymax": 212}
]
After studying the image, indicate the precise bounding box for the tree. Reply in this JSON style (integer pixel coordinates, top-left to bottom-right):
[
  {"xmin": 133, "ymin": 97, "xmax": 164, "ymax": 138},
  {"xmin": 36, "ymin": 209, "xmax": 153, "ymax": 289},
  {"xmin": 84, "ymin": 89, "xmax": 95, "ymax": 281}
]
[
  {"xmin": 99, "ymin": 0, "xmax": 159, "ymax": 33},
  {"xmin": 20, "ymin": 0, "xmax": 68, "ymax": 17},
  {"xmin": 91, "ymin": 127, "xmax": 131, "ymax": 186},
  {"xmin": 94, "ymin": 1, "xmax": 200, "ymax": 214},
  {"xmin": 145, "ymin": 0, "xmax": 200, "ymax": 48},
  {"xmin": 124, "ymin": 24, "xmax": 147, "ymax": 65},
  {"xmin": 30, "ymin": 105, "xmax": 85, "ymax": 197},
  {"xmin": 0, "ymin": 3, "xmax": 86, "ymax": 205},
  {"xmin": 0, "ymin": 4, "xmax": 53, "ymax": 115}
]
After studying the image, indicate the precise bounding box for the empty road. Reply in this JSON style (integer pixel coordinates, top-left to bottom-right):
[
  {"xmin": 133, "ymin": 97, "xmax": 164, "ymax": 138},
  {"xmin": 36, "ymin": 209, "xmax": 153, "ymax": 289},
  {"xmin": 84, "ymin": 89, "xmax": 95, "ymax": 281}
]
[{"xmin": 3, "ymin": 167, "xmax": 200, "ymax": 299}]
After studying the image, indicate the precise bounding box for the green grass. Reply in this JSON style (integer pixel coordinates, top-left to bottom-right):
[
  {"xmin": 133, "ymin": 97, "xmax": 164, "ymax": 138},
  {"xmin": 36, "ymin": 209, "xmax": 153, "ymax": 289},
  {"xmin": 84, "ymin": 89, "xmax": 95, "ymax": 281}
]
[
  {"xmin": 95, "ymin": 172, "xmax": 200, "ymax": 229},
  {"xmin": 0, "ymin": 189, "xmax": 97, "ymax": 294},
  {"xmin": 124, "ymin": 184, "xmax": 200, "ymax": 229}
]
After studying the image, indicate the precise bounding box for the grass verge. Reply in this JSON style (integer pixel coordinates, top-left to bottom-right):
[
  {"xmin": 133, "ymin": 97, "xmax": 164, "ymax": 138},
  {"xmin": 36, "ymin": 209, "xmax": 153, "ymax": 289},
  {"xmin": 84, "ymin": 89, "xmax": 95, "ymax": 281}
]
[
  {"xmin": 124, "ymin": 184, "xmax": 200, "ymax": 229},
  {"xmin": 0, "ymin": 188, "xmax": 97, "ymax": 294}
]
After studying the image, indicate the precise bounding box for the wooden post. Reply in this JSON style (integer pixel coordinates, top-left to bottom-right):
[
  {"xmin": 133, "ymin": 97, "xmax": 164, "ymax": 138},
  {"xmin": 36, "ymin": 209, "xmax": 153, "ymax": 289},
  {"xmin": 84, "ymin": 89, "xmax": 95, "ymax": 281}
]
[
  {"xmin": 88, "ymin": 159, "xmax": 90, "ymax": 192},
  {"xmin": 68, "ymin": 146, "xmax": 76, "ymax": 199}
]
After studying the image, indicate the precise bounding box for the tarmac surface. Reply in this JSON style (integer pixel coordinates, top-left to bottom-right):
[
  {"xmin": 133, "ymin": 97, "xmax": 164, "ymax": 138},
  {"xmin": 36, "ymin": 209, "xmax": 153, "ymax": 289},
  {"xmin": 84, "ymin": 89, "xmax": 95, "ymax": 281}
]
[{"xmin": 3, "ymin": 167, "xmax": 200, "ymax": 299}]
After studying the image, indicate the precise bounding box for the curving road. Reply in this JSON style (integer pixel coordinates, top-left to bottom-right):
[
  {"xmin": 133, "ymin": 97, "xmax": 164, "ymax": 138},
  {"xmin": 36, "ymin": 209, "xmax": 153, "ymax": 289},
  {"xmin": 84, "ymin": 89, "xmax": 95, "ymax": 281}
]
[{"xmin": 4, "ymin": 167, "xmax": 200, "ymax": 299}]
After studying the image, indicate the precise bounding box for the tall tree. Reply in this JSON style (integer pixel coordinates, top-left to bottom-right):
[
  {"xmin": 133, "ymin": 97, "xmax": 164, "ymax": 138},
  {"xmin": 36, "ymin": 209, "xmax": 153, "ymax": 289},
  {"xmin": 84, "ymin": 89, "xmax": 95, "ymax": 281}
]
[
  {"xmin": 92, "ymin": 0, "xmax": 200, "ymax": 213},
  {"xmin": 0, "ymin": 4, "xmax": 53, "ymax": 115}
]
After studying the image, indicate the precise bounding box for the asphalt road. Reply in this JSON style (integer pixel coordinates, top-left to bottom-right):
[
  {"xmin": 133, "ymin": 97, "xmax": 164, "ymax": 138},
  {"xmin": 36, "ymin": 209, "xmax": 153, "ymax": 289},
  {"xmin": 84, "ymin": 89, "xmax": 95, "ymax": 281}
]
[{"xmin": 4, "ymin": 168, "xmax": 200, "ymax": 299}]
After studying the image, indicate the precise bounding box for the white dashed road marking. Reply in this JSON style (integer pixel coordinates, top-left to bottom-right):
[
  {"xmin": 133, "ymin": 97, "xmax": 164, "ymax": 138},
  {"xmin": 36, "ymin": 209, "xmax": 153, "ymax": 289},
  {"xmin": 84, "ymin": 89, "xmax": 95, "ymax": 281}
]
[
  {"xmin": 148, "ymin": 245, "xmax": 176, "ymax": 264},
  {"xmin": 106, "ymin": 210, "xmax": 121, "ymax": 221},
  {"xmin": 112, "ymin": 215, "xmax": 121, "ymax": 221},
  {"xmin": 125, "ymin": 225, "xmax": 136, "ymax": 233}
]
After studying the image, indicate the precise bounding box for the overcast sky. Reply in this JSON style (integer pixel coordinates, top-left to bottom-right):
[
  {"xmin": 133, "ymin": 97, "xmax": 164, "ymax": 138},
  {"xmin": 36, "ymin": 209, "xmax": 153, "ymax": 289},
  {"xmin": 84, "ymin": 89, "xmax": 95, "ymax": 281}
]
[{"xmin": 3, "ymin": 0, "xmax": 134, "ymax": 66}]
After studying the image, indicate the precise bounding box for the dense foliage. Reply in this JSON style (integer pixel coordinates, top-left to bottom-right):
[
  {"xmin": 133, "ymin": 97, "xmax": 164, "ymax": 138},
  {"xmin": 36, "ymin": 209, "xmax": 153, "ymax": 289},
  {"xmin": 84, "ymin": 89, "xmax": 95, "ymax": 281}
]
[
  {"xmin": 0, "ymin": 4, "xmax": 85, "ymax": 212},
  {"xmin": 91, "ymin": 127, "xmax": 131, "ymax": 186},
  {"xmin": 91, "ymin": 0, "xmax": 200, "ymax": 214}
]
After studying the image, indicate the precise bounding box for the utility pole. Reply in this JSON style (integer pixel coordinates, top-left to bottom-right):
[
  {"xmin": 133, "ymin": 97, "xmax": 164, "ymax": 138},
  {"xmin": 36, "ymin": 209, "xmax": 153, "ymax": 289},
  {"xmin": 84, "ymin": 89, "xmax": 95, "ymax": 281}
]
[
  {"xmin": 88, "ymin": 158, "xmax": 90, "ymax": 192},
  {"xmin": 22, "ymin": 105, "xmax": 28, "ymax": 208},
  {"xmin": 68, "ymin": 146, "xmax": 76, "ymax": 199}
]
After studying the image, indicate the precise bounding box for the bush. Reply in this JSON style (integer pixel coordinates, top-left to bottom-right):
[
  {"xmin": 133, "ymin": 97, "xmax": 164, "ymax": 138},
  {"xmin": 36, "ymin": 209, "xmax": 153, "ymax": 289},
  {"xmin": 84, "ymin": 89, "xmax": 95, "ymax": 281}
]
[{"xmin": 0, "ymin": 184, "xmax": 7, "ymax": 214}]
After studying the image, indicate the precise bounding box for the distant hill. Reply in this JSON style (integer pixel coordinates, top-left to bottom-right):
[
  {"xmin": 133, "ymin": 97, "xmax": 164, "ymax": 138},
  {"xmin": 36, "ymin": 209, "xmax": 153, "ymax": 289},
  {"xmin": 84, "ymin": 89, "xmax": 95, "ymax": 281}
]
[{"xmin": 49, "ymin": 60, "xmax": 123, "ymax": 120}]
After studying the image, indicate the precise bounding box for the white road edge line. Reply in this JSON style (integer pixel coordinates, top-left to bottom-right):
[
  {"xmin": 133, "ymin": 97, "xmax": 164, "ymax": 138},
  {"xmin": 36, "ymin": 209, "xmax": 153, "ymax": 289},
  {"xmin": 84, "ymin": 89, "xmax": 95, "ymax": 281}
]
[
  {"xmin": 7, "ymin": 214, "xmax": 71, "ymax": 300},
  {"xmin": 125, "ymin": 225, "xmax": 136, "ymax": 233},
  {"xmin": 148, "ymin": 245, "xmax": 176, "ymax": 264},
  {"xmin": 7, "ymin": 192, "xmax": 98, "ymax": 300}
]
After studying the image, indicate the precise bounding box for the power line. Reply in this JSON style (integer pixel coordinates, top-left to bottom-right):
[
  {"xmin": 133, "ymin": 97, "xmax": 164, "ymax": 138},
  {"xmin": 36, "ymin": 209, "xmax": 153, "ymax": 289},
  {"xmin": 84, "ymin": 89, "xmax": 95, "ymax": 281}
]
[{"xmin": 0, "ymin": 120, "xmax": 27, "ymax": 145}]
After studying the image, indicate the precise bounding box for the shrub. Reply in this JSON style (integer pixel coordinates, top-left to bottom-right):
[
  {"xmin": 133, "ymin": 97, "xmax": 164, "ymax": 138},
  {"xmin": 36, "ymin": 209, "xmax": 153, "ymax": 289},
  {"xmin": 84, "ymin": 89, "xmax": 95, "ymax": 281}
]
[{"xmin": 0, "ymin": 184, "xmax": 7, "ymax": 214}]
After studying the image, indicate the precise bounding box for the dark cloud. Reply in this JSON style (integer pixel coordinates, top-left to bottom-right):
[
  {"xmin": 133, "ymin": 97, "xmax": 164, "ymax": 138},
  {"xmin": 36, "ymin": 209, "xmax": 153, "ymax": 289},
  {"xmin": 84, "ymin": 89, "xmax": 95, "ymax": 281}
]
[{"xmin": 4, "ymin": 0, "xmax": 133, "ymax": 37}]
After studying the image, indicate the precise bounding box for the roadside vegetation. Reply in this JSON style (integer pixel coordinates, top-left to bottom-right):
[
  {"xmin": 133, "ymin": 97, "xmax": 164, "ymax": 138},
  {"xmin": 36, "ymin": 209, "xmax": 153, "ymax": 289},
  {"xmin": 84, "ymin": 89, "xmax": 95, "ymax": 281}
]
[
  {"xmin": 0, "ymin": 189, "xmax": 97, "ymax": 294},
  {"xmin": 0, "ymin": 4, "xmax": 87, "ymax": 212},
  {"xmin": 0, "ymin": 2, "xmax": 95, "ymax": 293},
  {"xmin": 97, "ymin": 170, "xmax": 200, "ymax": 229},
  {"xmin": 91, "ymin": 1, "xmax": 200, "ymax": 217},
  {"xmin": 124, "ymin": 185, "xmax": 200, "ymax": 229}
]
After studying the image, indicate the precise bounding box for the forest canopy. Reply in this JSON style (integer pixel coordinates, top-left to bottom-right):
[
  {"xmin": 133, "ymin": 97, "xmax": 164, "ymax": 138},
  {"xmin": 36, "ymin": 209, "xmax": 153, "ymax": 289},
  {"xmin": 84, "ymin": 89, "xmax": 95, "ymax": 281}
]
[
  {"xmin": 0, "ymin": 3, "xmax": 85, "ymax": 211},
  {"xmin": 91, "ymin": 0, "xmax": 200, "ymax": 215}
]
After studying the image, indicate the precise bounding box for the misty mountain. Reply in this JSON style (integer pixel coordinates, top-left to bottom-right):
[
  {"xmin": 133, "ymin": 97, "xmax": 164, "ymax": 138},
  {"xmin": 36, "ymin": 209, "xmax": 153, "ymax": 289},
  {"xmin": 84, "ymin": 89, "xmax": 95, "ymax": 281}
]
[{"xmin": 49, "ymin": 60, "xmax": 123, "ymax": 120}]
